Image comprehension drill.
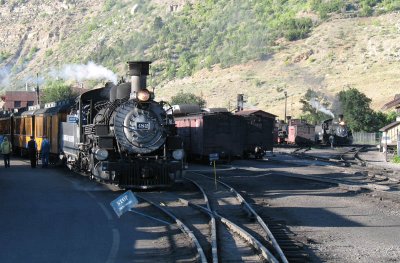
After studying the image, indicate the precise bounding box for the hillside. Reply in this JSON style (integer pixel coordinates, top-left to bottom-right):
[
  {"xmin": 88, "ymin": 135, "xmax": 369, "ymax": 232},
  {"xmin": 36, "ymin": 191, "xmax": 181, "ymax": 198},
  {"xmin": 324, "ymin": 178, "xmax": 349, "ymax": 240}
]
[
  {"xmin": 157, "ymin": 12, "xmax": 400, "ymax": 119},
  {"xmin": 0, "ymin": 0, "xmax": 400, "ymax": 119}
]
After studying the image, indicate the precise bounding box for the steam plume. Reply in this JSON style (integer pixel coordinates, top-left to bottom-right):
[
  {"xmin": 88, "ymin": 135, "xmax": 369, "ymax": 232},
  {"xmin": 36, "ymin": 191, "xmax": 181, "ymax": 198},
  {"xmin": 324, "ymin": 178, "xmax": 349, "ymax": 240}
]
[
  {"xmin": 0, "ymin": 66, "xmax": 11, "ymax": 88},
  {"xmin": 310, "ymin": 98, "xmax": 334, "ymax": 118},
  {"xmin": 50, "ymin": 61, "xmax": 117, "ymax": 84}
]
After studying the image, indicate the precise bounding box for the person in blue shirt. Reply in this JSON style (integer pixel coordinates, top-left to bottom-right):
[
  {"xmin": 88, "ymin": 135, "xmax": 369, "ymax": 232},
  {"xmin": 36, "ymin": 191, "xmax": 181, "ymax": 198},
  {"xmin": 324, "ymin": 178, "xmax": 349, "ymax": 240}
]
[
  {"xmin": 41, "ymin": 135, "xmax": 50, "ymax": 168},
  {"xmin": 27, "ymin": 136, "xmax": 38, "ymax": 168}
]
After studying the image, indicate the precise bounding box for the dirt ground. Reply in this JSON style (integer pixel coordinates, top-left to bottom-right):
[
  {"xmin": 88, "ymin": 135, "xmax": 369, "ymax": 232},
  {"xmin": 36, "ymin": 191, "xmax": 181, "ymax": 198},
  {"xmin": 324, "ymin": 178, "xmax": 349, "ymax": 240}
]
[{"xmin": 205, "ymin": 148, "xmax": 400, "ymax": 262}]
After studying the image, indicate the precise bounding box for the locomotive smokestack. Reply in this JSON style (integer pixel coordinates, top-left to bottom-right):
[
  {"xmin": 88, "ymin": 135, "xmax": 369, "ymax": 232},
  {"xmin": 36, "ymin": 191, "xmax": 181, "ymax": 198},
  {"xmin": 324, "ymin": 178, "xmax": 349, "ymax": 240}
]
[{"xmin": 127, "ymin": 61, "xmax": 151, "ymax": 100}]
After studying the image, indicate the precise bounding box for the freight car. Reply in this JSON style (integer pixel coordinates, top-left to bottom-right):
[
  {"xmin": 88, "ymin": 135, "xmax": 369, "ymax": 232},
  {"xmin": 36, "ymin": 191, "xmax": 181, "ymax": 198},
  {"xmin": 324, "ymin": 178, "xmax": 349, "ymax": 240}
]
[
  {"xmin": 235, "ymin": 110, "xmax": 275, "ymax": 158},
  {"xmin": 287, "ymin": 119, "xmax": 315, "ymax": 146},
  {"xmin": 174, "ymin": 111, "xmax": 246, "ymax": 161},
  {"xmin": 173, "ymin": 107, "xmax": 275, "ymax": 160}
]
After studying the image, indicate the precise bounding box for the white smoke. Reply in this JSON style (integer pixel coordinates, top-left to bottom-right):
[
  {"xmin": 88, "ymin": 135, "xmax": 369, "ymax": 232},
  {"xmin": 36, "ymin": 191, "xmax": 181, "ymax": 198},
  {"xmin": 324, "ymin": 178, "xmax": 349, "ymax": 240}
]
[
  {"xmin": 23, "ymin": 75, "xmax": 46, "ymax": 87},
  {"xmin": 50, "ymin": 61, "xmax": 117, "ymax": 84},
  {"xmin": 310, "ymin": 98, "xmax": 334, "ymax": 118},
  {"xmin": 0, "ymin": 66, "xmax": 11, "ymax": 87}
]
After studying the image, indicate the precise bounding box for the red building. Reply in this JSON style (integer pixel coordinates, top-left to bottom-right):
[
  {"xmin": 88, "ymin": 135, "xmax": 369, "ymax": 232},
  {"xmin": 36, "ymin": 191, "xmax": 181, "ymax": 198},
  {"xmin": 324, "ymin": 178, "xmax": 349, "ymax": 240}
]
[{"xmin": 3, "ymin": 91, "xmax": 37, "ymax": 110}]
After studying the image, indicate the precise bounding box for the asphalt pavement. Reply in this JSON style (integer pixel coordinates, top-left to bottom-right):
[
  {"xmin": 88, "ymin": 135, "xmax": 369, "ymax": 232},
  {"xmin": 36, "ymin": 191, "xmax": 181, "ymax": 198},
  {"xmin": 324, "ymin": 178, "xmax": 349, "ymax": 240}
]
[{"xmin": 0, "ymin": 158, "xmax": 169, "ymax": 263}]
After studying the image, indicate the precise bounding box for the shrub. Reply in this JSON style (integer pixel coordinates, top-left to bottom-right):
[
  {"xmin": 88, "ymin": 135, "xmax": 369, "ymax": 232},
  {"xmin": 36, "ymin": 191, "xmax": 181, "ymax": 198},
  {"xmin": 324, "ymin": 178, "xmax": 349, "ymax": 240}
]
[
  {"xmin": 45, "ymin": 49, "xmax": 53, "ymax": 57},
  {"xmin": 170, "ymin": 91, "xmax": 206, "ymax": 108},
  {"xmin": 392, "ymin": 155, "xmax": 400, "ymax": 164},
  {"xmin": 0, "ymin": 51, "xmax": 11, "ymax": 62},
  {"xmin": 27, "ymin": 47, "xmax": 39, "ymax": 60},
  {"xmin": 280, "ymin": 17, "xmax": 313, "ymax": 41},
  {"xmin": 103, "ymin": 0, "xmax": 115, "ymax": 11},
  {"xmin": 310, "ymin": 0, "xmax": 345, "ymax": 19}
]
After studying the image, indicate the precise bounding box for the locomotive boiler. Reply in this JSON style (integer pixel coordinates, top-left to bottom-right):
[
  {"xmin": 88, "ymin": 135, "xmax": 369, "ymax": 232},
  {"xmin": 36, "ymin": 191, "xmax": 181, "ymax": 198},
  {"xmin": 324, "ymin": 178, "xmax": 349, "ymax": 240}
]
[{"xmin": 61, "ymin": 61, "xmax": 184, "ymax": 189}]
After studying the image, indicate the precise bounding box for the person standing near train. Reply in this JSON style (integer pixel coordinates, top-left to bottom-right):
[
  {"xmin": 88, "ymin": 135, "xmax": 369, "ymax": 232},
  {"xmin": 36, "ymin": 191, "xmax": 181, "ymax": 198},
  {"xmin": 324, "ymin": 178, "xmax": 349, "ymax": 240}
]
[
  {"xmin": 1, "ymin": 136, "xmax": 12, "ymax": 168},
  {"xmin": 41, "ymin": 135, "xmax": 50, "ymax": 168},
  {"xmin": 27, "ymin": 136, "xmax": 38, "ymax": 168}
]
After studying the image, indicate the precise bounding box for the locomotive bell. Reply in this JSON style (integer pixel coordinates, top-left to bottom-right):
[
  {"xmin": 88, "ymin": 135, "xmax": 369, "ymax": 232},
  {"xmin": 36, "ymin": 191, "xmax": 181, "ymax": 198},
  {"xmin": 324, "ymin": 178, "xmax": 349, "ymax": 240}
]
[{"xmin": 128, "ymin": 61, "xmax": 151, "ymax": 100}]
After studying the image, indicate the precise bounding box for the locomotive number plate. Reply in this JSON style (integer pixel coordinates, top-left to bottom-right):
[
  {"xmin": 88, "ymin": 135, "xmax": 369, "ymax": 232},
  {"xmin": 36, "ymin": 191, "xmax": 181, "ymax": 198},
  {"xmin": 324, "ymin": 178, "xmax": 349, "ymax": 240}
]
[{"xmin": 137, "ymin": 122, "xmax": 150, "ymax": 130}]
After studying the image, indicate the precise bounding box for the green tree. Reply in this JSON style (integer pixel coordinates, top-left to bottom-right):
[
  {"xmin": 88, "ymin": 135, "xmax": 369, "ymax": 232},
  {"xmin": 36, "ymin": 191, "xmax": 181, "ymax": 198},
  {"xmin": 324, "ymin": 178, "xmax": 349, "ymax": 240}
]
[
  {"xmin": 170, "ymin": 91, "xmax": 206, "ymax": 108},
  {"xmin": 299, "ymin": 89, "xmax": 333, "ymax": 125},
  {"xmin": 42, "ymin": 80, "xmax": 77, "ymax": 103},
  {"xmin": 338, "ymin": 88, "xmax": 395, "ymax": 132},
  {"xmin": 281, "ymin": 17, "xmax": 313, "ymax": 41}
]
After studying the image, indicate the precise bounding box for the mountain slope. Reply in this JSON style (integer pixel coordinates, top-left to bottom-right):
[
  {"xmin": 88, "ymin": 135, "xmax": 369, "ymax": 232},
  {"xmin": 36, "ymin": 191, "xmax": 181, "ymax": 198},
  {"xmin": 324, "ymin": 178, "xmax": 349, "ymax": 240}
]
[
  {"xmin": 156, "ymin": 12, "xmax": 400, "ymax": 118},
  {"xmin": 0, "ymin": 0, "xmax": 399, "ymax": 119}
]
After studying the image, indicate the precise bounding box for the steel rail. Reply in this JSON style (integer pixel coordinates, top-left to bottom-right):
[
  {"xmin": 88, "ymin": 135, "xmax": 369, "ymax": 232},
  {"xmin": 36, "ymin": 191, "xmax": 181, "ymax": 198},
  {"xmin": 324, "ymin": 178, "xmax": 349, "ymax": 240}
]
[
  {"xmin": 353, "ymin": 147, "xmax": 367, "ymax": 166},
  {"xmin": 179, "ymin": 198, "xmax": 279, "ymax": 263},
  {"xmin": 184, "ymin": 177, "xmax": 219, "ymax": 263},
  {"xmin": 136, "ymin": 194, "xmax": 207, "ymax": 263},
  {"xmin": 188, "ymin": 172, "xmax": 289, "ymax": 263}
]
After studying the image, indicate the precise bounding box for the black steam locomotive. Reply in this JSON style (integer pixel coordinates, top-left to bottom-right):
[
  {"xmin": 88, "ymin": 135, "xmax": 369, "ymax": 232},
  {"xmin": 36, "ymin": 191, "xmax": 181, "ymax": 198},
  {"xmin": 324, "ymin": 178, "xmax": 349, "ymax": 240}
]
[
  {"xmin": 61, "ymin": 61, "xmax": 184, "ymax": 188},
  {"xmin": 319, "ymin": 114, "xmax": 353, "ymax": 146}
]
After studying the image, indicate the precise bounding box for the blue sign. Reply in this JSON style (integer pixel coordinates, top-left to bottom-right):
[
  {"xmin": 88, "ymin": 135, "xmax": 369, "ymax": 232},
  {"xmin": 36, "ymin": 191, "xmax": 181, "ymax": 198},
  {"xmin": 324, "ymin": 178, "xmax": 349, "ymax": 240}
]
[
  {"xmin": 110, "ymin": 190, "xmax": 139, "ymax": 217},
  {"xmin": 67, "ymin": 116, "xmax": 78, "ymax": 123},
  {"xmin": 209, "ymin": 153, "xmax": 219, "ymax": 161}
]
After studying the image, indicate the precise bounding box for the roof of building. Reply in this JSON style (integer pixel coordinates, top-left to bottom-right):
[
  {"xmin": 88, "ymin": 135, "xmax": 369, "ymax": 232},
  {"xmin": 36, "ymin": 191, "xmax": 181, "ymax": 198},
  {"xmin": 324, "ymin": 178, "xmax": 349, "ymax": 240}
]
[
  {"xmin": 382, "ymin": 94, "xmax": 400, "ymax": 110},
  {"xmin": 379, "ymin": 121, "xmax": 400, "ymax": 132},
  {"xmin": 234, "ymin": 109, "xmax": 277, "ymax": 119},
  {"xmin": 5, "ymin": 90, "xmax": 37, "ymax": 99}
]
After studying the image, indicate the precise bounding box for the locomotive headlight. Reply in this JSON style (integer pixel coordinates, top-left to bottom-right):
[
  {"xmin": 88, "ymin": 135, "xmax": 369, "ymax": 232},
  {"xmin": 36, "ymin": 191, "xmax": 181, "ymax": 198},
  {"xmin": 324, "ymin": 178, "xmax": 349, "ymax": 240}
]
[
  {"xmin": 95, "ymin": 148, "xmax": 109, "ymax": 161},
  {"xmin": 137, "ymin": 89, "xmax": 151, "ymax": 102},
  {"xmin": 172, "ymin": 149, "xmax": 184, "ymax": 160}
]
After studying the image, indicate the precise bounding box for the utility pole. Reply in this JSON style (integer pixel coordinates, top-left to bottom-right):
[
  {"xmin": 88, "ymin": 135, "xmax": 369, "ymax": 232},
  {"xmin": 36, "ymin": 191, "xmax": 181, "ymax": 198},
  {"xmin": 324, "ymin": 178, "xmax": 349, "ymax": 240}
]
[{"xmin": 284, "ymin": 91, "xmax": 288, "ymax": 122}]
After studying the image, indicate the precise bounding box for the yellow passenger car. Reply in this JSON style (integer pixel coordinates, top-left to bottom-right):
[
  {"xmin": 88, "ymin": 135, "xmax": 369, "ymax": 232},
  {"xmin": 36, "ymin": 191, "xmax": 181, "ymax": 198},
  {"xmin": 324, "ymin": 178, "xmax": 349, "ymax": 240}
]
[
  {"xmin": 34, "ymin": 101, "xmax": 72, "ymax": 163},
  {"xmin": 14, "ymin": 106, "xmax": 38, "ymax": 156}
]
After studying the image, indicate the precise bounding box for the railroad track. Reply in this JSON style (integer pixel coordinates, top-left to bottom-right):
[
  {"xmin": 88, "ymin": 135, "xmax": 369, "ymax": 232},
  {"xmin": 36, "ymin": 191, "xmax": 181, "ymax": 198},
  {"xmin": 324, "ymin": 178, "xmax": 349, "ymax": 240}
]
[
  {"xmin": 129, "ymin": 195, "xmax": 201, "ymax": 262},
  {"xmin": 292, "ymin": 147, "xmax": 311, "ymax": 155},
  {"xmin": 132, "ymin": 171, "xmax": 306, "ymax": 262},
  {"xmin": 280, "ymin": 146, "xmax": 400, "ymax": 201},
  {"xmin": 339, "ymin": 147, "xmax": 366, "ymax": 166}
]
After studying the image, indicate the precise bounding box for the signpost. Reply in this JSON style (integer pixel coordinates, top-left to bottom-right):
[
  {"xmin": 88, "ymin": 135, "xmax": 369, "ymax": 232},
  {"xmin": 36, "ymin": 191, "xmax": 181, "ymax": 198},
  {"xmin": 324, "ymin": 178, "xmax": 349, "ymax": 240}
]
[
  {"xmin": 110, "ymin": 190, "xmax": 139, "ymax": 217},
  {"xmin": 209, "ymin": 153, "xmax": 219, "ymax": 189}
]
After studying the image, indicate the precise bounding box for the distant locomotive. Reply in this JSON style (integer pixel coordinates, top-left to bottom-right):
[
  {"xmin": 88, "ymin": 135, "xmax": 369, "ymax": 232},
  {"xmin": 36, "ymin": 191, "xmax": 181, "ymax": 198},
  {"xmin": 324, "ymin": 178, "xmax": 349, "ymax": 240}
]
[
  {"xmin": 1, "ymin": 61, "xmax": 184, "ymax": 189},
  {"xmin": 318, "ymin": 114, "xmax": 353, "ymax": 146}
]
